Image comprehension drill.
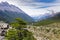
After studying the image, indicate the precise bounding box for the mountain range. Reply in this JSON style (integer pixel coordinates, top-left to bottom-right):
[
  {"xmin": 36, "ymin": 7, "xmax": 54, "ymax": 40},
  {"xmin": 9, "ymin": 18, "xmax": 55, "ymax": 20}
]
[
  {"xmin": 34, "ymin": 12, "xmax": 60, "ymax": 26},
  {"xmin": 32, "ymin": 13, "xmax": 54, "ymax": 21},
  {"xmin": 32, "ymin": 9, "xmax": 60, "ymax": 22},
  {"xmin": 0, "ymin": 2, "xmax": 60, "ymax": 24},
  {"xmin": 0, "ymin": 2, "xmax": 34, "ymax": 23}
]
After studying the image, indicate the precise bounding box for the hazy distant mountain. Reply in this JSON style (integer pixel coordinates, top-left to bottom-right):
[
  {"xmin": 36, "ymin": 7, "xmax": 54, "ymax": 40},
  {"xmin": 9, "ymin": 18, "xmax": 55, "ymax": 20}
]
[
  {"xmin": 33, "ymin": 11, "xmax": 60, "ymax": 26},
  {"xmin": 32, "ymin": 13, "xmax": 53, "ymax": 21},
  {"xmin": 34, "ymin": 12, "xmax": 60, "ymax": 26},
  {"xmin": 0, "ymin": 2, "xmax": 34, "ymax": 23},
  {"xmin": 51, "ymin": 12, "xmax": 60, "ymax": 20}
]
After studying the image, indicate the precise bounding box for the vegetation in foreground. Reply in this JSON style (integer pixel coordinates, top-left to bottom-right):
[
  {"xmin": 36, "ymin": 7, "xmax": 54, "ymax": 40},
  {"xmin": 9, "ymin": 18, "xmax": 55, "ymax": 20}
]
[
  {"xmin": 27, "ymin": 23, "xmax": 60, "ymax": 40},
  {"xmin": 4, "ymin": 12, "xmax": 60, "ymax": 40},
  {"xmin": 5, "ymin": 18, "xmax": 36, "ymax": 40}
]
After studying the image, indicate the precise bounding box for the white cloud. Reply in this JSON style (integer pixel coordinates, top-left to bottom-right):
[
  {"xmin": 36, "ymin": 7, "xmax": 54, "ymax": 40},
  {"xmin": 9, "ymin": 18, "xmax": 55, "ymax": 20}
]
[
  {"xmin": 55, "ymin": 0, "xmax": 60, "ymax": 3},
  {"xmin": 0, "ymin": 0, "xmax": 60, "ymax": 17}
]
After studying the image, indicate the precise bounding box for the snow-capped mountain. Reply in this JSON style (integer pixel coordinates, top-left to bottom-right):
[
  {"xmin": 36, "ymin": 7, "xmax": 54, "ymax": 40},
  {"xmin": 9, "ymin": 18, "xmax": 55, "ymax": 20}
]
[
  {"xmin": 32, "ymin": 12, "xmax": 56, "ymax": 21},
  {"xmin": 0, "ymin": 2, "xmax": 24, "ymax": 13},
  {"xmin": 0, "ymin": 2, "xmax": 34, "ymax": 23}
]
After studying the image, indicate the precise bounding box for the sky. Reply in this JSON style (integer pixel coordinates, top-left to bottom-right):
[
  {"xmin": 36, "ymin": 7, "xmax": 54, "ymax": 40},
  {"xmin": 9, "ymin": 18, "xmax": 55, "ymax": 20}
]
[{"xmin": 0, "ymin": 0, "xmax": 60, "ymax": 17}]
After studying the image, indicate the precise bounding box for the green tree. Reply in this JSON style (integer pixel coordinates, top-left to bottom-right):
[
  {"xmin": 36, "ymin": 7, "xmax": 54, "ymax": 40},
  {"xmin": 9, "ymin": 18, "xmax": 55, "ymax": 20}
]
[
  {"xmin": 5, "ymin": 18, "xmax": 36, "ymax": 40},
  {"xmin": 5, "ymin": 28, "xmax": 19, "ymax": 40}
]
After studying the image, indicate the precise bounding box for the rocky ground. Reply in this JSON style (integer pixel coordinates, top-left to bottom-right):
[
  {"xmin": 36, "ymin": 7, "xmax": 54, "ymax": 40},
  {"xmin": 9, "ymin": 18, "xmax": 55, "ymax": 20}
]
[{"xmin": 0, "ymin": 28, "xmax": 5, "ymax": 40}]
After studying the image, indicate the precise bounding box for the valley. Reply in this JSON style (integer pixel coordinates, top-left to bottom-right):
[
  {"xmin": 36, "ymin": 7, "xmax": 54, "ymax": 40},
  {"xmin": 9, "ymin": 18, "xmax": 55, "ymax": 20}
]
[{"xmin": 0, "ymin": 1, "xmax": 60, "ymax": 40}]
